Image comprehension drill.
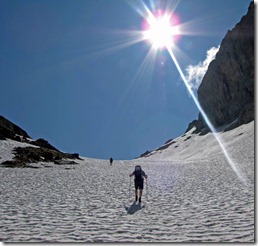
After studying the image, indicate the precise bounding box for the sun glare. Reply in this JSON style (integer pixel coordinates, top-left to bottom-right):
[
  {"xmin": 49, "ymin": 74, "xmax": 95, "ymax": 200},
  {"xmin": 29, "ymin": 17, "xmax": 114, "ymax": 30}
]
[
  {"xmin": 117, "ymin": 1, "xmax": 247, "ymax": 184},
  {"xmin": 143, "ymin": 12, "xmax": 180, "ymax": 49}
]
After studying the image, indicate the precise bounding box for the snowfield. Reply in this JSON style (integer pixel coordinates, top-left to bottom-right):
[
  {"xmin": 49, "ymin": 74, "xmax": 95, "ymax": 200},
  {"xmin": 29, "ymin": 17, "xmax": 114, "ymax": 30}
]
[{"xmin": 0, "ymin": 121, "xmax": 254, "ymax": 242}]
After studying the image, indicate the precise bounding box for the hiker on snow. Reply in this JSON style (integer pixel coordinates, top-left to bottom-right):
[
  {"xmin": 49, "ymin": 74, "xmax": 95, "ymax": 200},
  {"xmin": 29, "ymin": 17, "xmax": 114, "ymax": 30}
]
[
  {"xmin": 129, "ymin": 165, "xmax": 148, "ymax": 203},
  {"xmin": 110, "ymin": 158, "xmax": 113, "ymax": 165}
]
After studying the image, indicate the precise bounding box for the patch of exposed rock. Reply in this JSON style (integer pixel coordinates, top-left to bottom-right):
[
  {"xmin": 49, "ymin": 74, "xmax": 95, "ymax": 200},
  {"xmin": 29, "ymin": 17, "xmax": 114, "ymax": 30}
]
[{"xmin": 1, "ymin": 147, "xmax": 80, "ymax": 168}]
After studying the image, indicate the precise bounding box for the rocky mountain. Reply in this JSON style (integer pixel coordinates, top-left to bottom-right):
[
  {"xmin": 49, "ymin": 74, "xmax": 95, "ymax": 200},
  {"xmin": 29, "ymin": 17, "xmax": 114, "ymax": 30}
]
[
  {"xmin": 187, "ymin": 1, "xmax": 254, "ymax": 134},
  {"xmin": 0, "ymin": 115, "xmax": 81, "ymax": 167}
]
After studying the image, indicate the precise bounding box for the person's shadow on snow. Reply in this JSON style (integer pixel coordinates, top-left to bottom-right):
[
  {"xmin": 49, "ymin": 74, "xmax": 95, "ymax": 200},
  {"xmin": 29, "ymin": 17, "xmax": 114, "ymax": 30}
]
[{"xmin": 125, "ymin": 201, "xmax": 145, "ymax": 215}]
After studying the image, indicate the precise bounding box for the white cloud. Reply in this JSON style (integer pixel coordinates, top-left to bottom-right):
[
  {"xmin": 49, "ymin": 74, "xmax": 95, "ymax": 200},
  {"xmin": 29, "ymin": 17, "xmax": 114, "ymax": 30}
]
[{"xmin": 185, "ymin": 46, "xmax": 220, "ymax": 92}]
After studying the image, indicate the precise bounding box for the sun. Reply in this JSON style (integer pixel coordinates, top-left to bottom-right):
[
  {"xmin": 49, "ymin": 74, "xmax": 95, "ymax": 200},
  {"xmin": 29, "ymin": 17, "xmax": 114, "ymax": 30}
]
[{"xmin": 142, "ymin": 11, "xmax": 180, "ymax": 50}]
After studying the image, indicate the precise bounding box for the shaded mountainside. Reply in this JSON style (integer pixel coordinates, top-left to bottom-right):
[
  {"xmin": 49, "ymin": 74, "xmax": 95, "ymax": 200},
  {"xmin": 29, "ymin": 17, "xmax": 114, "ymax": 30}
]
[
  {"xmin": 0, "ymin": 115, "xmax": 82, "ymax": 168},
  {"xmin": 187, "ymin": 1, "xmax": 254, "ymax": 134}
]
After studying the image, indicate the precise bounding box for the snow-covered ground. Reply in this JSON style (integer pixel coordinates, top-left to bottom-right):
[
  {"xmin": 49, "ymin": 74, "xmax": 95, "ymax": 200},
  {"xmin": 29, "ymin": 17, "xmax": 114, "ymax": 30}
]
[{"xmin": 0, "ymin": 121, "xmax": 254, "ymax": 242}]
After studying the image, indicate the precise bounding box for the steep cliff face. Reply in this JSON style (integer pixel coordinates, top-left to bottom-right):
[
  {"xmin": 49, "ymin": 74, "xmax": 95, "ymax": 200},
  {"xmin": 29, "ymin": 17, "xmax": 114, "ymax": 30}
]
[{"xmin": 189, "ymin": 1, "xmax": 254, "ymax": 133}]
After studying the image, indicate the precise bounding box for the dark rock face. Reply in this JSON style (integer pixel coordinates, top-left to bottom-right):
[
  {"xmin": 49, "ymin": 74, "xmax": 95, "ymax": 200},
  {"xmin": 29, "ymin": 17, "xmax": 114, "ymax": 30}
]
[
  {"xmin": 0, "ymin": 115, "xmax": 30, "ymax": 141},
  {"xmin": 190, "ymin": 2, "xmax": 254, "ymax": 133},
  {"xmin": 139, "ymin": 150, "xmax": 151, "ymax": 158},
  {"xmin": 31, "ymin": 138, "xmax": 60, "ymax": 152}
]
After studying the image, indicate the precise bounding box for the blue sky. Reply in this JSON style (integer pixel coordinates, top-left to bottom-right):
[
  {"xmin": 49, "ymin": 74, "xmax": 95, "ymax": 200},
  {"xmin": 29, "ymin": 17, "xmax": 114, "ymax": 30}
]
[{"xmin": 0, "ymin": 0, "xmax": 252, "ymax": 160}]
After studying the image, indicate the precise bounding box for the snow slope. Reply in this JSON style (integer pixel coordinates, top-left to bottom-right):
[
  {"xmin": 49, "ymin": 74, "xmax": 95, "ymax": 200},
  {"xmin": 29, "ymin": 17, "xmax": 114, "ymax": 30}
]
[{"xmin": 0, "ymin": 121, "xmax": 254, "ymax": 242}]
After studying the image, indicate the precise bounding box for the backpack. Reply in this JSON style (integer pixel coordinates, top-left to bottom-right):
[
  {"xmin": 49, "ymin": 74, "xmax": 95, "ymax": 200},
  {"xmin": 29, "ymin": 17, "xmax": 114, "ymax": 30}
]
[{"xmin": 134, "ymin": 165, "xmax": 142, "ymax": 180}]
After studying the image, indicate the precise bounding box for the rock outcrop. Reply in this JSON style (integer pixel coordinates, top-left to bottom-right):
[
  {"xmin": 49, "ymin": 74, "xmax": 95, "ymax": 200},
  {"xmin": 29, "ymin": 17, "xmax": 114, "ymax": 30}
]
[
  {"xmin": 0, "ymin": 114, "xmax": 82, "ymax": 168},
  {"xmin": 0, "ymin": 115, "xmax": 30, "ymax": 141},
  {"xmin": 187, "ymin": 1, "xmax": 254, "ymax": 133}
]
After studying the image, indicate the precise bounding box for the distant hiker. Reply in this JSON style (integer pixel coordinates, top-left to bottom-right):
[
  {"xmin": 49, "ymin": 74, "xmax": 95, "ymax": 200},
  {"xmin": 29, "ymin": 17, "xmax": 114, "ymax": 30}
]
[
  {"xmin": 129, "ymin": 165, "xmax": 148, "ymax": 203},
  {"xmin": 110, "ymin": 158, "xmax": 113, "ymax": 165}
]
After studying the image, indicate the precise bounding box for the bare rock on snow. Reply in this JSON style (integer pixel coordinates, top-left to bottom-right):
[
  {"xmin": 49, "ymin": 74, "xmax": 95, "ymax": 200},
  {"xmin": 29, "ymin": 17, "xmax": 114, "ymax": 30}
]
[
  {"xmin": 31, "ymin": 138, "xmax": 61, "ymax": 152},
  {"xmin": 0, "ymin": 115, "xmax": 82, "ymax": 168},
  {"xmin": 1, "ymin": 146, "xmax": 81, "ymax": 168}
]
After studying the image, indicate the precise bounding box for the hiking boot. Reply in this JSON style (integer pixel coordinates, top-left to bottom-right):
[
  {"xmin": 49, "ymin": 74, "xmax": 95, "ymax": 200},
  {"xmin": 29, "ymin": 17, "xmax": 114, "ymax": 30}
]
[
  {"xmin": 139, "ymin": 197, "xmax": 141, "ymax": 203},
  {"xmin": 135, "ymin": 196, "xmax": 138, "ymax": 202}
]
